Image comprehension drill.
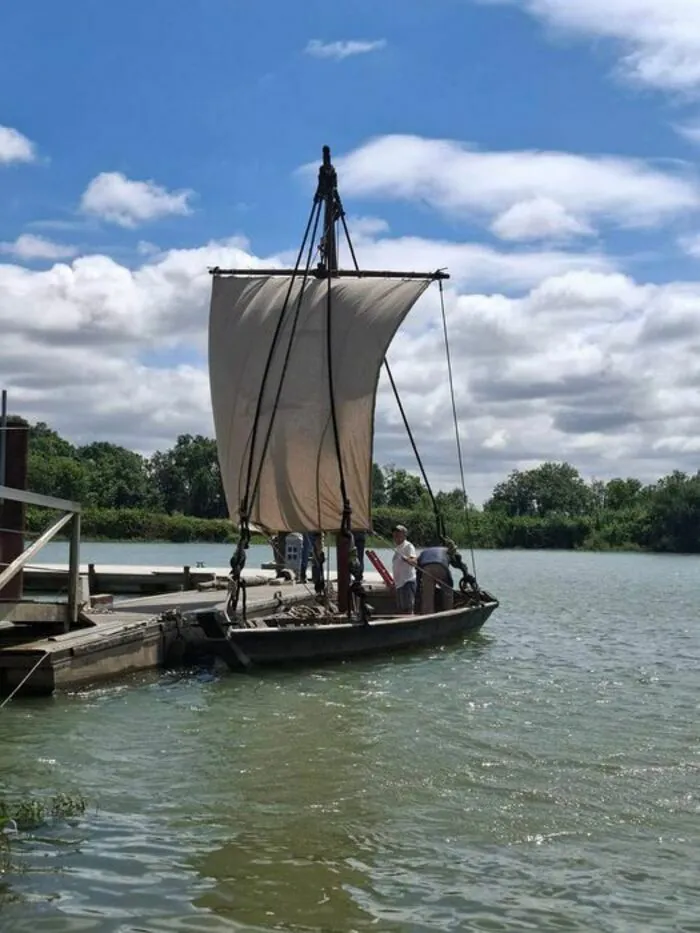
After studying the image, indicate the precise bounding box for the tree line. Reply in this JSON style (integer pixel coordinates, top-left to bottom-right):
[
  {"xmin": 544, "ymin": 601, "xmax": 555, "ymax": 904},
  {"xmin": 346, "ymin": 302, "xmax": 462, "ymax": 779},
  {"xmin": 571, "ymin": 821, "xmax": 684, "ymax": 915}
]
[{"xmin": 15, "ymin": 422, "xmax": 700, "ymax": 552}]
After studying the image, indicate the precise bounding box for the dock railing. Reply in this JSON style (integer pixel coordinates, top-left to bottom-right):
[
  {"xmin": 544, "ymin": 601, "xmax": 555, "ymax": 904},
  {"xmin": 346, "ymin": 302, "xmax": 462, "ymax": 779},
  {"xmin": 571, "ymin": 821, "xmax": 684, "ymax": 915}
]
[{"xmin": 0, "ymin": 486, "xmax": 81, "ymax": 629}]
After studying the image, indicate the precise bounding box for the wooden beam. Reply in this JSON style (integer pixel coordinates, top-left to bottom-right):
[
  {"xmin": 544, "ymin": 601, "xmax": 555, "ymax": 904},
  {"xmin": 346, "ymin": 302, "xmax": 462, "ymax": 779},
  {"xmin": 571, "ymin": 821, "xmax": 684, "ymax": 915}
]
[
  {"xmin": 0, "ymin": 486, "xmax": 81, "ymax": 513},
  {"xmin": 209, "ymin": 267, "xmax": 450, "ymax": 280},
  {"xmin": 0, "ymin": 511, "xmax": 73, "ymax": 593}
]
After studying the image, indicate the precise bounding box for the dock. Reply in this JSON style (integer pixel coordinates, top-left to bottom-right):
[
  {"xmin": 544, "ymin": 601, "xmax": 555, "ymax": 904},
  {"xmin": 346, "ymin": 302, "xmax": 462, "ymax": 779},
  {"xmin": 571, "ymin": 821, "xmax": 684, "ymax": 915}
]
[
  {"xmin": 0, "ymin": 412, "xmax": 394, "ymax": 698},
  {"xmin": 0, "ymin": 564, "xmax": 385, "ymax": 698},
  {"xmin": 21, "ymin": 561, "xmax": 279, "ymax": 596}
]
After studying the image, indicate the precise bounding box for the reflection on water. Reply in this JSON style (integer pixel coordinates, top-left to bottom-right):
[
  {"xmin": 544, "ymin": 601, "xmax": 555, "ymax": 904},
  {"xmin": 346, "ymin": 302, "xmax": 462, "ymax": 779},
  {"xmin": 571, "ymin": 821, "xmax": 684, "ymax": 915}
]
[{"xmin": 1, "ymin": 549, "xmax": 700, "ymax": 931}]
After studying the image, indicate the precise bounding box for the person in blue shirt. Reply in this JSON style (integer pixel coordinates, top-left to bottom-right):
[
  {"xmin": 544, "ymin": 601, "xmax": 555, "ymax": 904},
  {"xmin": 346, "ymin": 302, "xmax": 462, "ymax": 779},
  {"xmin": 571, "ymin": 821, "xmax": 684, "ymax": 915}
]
[
  {"xmin": 416, "ymin": 544, "xmax": 454, "ymax": 614},
  {"xmin": 415, "ymin": 541, "xmax": 477, "ymax": 614}
]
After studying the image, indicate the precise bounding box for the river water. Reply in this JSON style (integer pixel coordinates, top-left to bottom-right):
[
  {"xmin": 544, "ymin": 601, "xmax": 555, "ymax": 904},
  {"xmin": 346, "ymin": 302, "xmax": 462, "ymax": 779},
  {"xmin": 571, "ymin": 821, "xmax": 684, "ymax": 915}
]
[{"xmin": 1, "ymin": 545, "xmax": 699, "ymax": 932}]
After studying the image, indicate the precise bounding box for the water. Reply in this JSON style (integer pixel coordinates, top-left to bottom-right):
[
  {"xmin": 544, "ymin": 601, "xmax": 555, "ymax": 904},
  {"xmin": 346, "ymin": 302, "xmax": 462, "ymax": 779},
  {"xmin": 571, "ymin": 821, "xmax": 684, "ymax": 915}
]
[{"xmin": 1, "ymin": 546, "xmax": 699, "ymax": 932}]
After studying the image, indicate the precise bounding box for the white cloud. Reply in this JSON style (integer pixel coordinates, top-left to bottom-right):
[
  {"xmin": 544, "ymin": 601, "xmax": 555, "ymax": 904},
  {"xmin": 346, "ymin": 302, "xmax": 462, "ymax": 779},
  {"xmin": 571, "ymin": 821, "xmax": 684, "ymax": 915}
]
[
  {"xmin": 331, "ymin": 135, "xmax": 699, "ymax": 240},
  {"xmin": 137, "ymin": 240, "xmax": 161, "ymax": 257},
  {"xmin": 304, "ymin": 39, "xmax": 386, "ymax": 60},
  {"xmin": 0, "ymin": 234, "xmax": 78, "ymax": 261},
  {"xmin": 680, "ymin": 233, "xmax": 700, "ymax": 257},
  {"xmin": 0, "ymin": 125, "xmax": 36, "ymax": 164},
  {"xmin": 488, "ymin": 0, "xmax": 700, "ymax": 94},
  {"xmin": 345, "ymin": 229, "xmax": 613, "ymax": 290},
  {"xmin": 674, "ymin": 120, "xmax": 700, "ymax": 145},
  {"xmin": 3, "ymin": 221, "xmax": 700, "ymax": 504},
  {"xmin": 80, "ymin": 172, "xmax": 194, "ymax": 227},
  {"xmin": 490, "ymin": 197, "xmax": 595, "ymax": 241}
]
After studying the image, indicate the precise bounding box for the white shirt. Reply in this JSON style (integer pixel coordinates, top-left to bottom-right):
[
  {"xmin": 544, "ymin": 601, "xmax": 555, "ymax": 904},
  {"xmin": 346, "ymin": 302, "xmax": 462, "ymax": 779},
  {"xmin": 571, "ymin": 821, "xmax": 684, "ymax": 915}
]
[{"xmin": 392, "ymin": 540, "xmax": 417, "ymax": 588}]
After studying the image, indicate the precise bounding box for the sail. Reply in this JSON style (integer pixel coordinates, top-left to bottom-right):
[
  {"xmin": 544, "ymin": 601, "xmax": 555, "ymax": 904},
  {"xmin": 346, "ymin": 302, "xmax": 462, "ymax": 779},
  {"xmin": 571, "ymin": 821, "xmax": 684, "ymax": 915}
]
[{"xmin": 209, "ymin": 273, "xmax": 430, "ymax": 533}]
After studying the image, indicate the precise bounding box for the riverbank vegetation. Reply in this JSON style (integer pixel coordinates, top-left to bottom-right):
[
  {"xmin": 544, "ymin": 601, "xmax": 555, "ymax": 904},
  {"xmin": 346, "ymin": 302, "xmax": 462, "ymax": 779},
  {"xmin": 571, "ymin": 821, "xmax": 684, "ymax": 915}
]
[{"xmin": 18, "ymin": 422, "xmax": 700, "ymax": 553}]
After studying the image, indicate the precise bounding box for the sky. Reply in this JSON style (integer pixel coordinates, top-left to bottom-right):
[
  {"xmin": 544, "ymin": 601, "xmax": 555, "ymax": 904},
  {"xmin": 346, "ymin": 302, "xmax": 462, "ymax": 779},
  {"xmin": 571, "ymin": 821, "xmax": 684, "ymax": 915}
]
[{"xmin": 3, "ymin": 0, "xmax": 700, "ymax": 505}]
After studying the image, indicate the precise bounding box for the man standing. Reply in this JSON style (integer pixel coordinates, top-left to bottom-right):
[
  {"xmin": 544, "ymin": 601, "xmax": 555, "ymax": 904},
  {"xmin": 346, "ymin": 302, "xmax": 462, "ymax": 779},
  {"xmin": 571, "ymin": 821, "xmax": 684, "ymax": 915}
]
[
  {"xmin": 416, "ymin": 545, "xmax": 454, "ymax": 615},
  {"xmin": 391, "ymin": 524, "xmax": 417, "ymax": 614}
]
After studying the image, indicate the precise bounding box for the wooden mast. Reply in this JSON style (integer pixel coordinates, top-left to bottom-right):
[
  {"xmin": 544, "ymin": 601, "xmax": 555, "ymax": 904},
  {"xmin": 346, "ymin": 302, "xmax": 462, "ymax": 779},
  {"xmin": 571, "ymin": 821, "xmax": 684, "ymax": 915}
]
[{"xmin": 317, "ymin": 146, "xmax": 351, "ymax": 613}]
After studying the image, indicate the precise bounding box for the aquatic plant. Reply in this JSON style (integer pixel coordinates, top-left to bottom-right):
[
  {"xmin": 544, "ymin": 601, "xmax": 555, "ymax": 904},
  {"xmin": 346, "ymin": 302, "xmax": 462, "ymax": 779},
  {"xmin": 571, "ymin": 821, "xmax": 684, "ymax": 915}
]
[{"xmin": 0, "ymin": 792, "xmax": 88, "ymax": 831}]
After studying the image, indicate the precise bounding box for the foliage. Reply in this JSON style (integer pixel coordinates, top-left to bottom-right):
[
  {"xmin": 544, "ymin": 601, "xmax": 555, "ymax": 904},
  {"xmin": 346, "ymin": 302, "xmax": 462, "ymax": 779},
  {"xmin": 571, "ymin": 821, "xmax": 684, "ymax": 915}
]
[
  {"xmin": 384, "ymin": 466, "xmax": 425, "ymax": 509},
  {"xmin": 1, "ymin": 793, "xmax": 88, "ymax": 873},
  {"xmin": 485, "ymin": 461, "xmax": 595, "ymax": 517},
  {"xmin": 0, "ymin": 792, "xmax": 88, "ymax": 830},
  {"xmin": 10, "ymin": 418, "xmax": 700, "ymax": 552}
]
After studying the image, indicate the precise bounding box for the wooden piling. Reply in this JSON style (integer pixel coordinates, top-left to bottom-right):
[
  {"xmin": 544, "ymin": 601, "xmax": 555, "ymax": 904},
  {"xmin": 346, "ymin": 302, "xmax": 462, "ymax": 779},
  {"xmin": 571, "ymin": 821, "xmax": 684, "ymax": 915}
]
[{"xmin": 0, "ymin": 415, "xmax": 29, "ymax": 604}]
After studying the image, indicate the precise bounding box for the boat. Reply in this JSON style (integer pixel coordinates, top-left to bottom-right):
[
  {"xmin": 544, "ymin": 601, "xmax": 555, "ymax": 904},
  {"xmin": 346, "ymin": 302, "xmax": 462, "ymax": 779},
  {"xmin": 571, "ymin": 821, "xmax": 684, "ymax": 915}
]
[{"xmin": 194, "ymin": 145, "xmax": 499, "ymax": 671}]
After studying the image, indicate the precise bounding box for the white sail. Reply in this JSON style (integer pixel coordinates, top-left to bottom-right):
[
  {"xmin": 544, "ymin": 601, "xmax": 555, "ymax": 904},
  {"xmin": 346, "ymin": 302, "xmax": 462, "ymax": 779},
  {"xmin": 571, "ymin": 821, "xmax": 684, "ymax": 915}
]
[{"xmin": 209, "ymin": 273, "xmax": 430, "ymax": 533}]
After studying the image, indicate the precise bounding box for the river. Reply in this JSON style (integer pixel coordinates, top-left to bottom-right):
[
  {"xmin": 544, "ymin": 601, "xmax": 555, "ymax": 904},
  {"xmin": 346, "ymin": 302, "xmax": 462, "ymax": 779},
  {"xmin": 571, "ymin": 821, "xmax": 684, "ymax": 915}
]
[{"xmin": 1, "ymin": 544, "xmax": 698, "ymax": 932}]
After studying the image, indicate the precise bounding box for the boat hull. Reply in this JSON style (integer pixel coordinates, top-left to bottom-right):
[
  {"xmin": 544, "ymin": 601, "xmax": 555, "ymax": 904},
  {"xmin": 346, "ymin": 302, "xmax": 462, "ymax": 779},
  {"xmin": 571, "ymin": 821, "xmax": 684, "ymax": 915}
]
[{"xmin": 189, "ymin": 598, "xmax": 498, "ymax": 671}]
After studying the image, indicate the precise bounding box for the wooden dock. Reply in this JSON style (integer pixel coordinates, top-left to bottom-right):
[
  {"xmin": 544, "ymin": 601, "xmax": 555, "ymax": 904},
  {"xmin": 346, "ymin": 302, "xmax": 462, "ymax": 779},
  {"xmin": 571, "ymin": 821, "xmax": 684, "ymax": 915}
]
[
  {"xmin": 21, "ymin": 562, "xmax": 277, "ymax": 595},
  {"xmin": 0, "ymin": 565, "xmax": 385, "ymax": 698}
]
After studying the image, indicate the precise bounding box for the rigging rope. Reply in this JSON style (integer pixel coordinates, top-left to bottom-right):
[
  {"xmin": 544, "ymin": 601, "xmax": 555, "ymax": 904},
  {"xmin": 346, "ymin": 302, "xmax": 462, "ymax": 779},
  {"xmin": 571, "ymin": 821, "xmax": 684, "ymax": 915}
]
[
  {"xmin": 227, "ymin": 195, "xmax": 324, "ymax": 622},
  {"xmin": 325, "ymin": 260, "xmax": 350, "ymax": 524},
  {"xmin": 339, "ymin": 210, "xmax": 446, "ymax": 543},
  {"xmin": 438, "ymin": 279, "xmax": 478, "ymax": 584},
  {"xmin": 246, "ymin": 206, "xmax": 323, "ymax": 511},
  {"xmin": 382, "ymin": 360, "xmax": 445, "ymax": 541},
  {"xmin": 240, "ymin": 199, "xmax": 319, "ymax": 520}
]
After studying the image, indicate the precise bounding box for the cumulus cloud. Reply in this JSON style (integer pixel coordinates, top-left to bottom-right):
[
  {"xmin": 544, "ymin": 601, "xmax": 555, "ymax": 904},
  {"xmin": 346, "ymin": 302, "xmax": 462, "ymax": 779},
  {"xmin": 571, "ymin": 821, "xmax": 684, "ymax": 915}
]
[
  {"xmin": 80, "ymin": 172, "xmax": 194, "ymax": 227},
  {"xmin": 675, "ymin": 120, "xmax": 700, "ymax": 145},
  {"xmin": 490, "ymin": 197, "xmax": 595, "ymax": 241},
  {"xmin": 679, "ymin": 233, "xmax": 700, "ymax": 257},
  {"xmin": 304, "ymin": 39, "xmax": 386, "ymax": 60},
  {"xmin": 0, "ymin": 234, "xmax": 78, "ymax": 261},
  {"xmin": 377, "ymin": 266, "xmax": 700, "ymax": 499},
  {"xmin": 0, "ymin": 125, "xmax": 36, "ymax": 164},
  {"xmin": 2, "ymin": 219, "xmax": 700, "ymax": 504},
  {"xmin": 330, "ymin": 135, "xmax": 699, "ymax": 241},
  {"xmin": 486, "ymin": 0, "xmax": 700, "ymax": 94}
]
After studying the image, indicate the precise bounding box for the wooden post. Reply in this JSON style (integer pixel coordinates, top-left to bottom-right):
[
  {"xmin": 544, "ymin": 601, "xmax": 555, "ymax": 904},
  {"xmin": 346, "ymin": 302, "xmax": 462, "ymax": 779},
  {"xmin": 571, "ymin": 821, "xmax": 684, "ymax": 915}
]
[
  {"xmin": 0, "ymin": 413, "xmax": 29, "ymax": 605},
  {"xmin": 67, "ymin": 512, "xmax": 81, "ymax": 630},
  {"xmin": 271, "ymin": 532, "xmax": 287, "ymax": 572}
]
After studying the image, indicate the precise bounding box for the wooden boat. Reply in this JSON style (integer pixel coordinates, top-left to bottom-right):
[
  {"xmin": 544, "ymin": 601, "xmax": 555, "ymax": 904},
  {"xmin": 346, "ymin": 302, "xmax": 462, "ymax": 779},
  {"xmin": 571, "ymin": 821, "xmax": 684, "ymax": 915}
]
[{"xmin": 194, "ymin": 145, "xmax": 499, "ymax": 671}]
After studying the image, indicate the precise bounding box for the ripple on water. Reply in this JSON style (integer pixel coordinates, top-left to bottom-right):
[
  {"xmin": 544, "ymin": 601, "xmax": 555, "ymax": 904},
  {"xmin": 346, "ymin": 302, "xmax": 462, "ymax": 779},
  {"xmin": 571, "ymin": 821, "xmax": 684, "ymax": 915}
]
[{"xmin": 1, "ymin": 549, "xmax": 700, "ymax": 931}]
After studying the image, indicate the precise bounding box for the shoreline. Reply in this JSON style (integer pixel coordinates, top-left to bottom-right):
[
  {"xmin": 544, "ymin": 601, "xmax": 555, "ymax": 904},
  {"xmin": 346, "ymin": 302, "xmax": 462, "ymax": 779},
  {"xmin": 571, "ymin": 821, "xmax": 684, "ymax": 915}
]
[{"xmin": 35, "ymin": 534, "xmax": 661, "ymax": 556}]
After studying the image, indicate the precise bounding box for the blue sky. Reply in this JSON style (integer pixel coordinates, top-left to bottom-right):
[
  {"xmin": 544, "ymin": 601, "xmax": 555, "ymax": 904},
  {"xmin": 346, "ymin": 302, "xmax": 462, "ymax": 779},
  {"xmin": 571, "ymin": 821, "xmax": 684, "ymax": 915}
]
[
  {"xmin": 2, "ymin": 0, "xmax": 698, "ymax": 263},
  {"xmin": 3, "ymin": 0, "xmax": 700, "ymax": 500}
]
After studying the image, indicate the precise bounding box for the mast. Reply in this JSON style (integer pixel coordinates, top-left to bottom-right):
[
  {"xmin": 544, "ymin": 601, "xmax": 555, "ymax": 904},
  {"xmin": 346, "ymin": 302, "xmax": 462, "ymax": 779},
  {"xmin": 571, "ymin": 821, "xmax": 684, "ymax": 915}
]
[
  {"xmin": 316, "ymin": 146, "xmax": 352, "ymax": 613},
  {"xmin": 209, "ymin": 145, "xmax": 451, "ymax": 624}
]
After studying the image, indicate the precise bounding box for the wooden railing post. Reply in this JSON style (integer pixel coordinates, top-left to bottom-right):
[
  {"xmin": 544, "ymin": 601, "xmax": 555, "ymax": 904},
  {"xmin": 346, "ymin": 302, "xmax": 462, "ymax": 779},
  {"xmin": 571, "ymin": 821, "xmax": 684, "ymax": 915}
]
[
  {"xmin": 68, "ymin": 512, "xmax": 81, "ymax": 630},
  {"xmin": 0, "ymin": 414, "xmax": 29, "ymax": 603}
]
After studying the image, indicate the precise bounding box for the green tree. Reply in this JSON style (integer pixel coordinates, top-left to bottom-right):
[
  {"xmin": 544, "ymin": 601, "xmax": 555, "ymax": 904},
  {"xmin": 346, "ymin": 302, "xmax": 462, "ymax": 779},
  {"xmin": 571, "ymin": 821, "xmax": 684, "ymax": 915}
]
[
  {"xmin": 602, "ymin": 477, "xmax": 643, "ymax": 511},
  {"xmin": 148, "ymin": 434, "xmax": 226, "ymax": 518},
  {"xmin": 371, "ymin": 462, "xmax": 387, "ymax": 508},
  {"xmin": 436, "ymin": 488, "xmax": 469, "ymax": 511},
  {"xmin": 28, "ymin": 422, "xmax": 76, "ymax": 459},
  {"xmin": 485, "ymin": 462, "xmax": 594, "ymax": 517},
  {"xmin": 77, "ymin": 441, "xmax": 153, "ymax": 510},
  {"xmin": 384, "ymin": 466, "xmax": 425, "ymax": 509},
  {"xmin": 643, "ymin": 470, "xmax": 700, "ymax": 553}
]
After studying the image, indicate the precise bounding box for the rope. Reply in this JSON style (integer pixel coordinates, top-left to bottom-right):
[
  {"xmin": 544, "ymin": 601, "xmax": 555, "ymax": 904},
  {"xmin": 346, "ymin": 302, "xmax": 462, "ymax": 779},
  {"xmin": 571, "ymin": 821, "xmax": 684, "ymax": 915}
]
[
  {"xmin": 246, "ymin": 202, "xmax": 323, "ymax": 511},
  {"xmin": 383, "ymin": 360, "xmax": 445, "ymax": 540},
  {"xmin": 241, "ymin": 196, "xmax": 323, "ymax": 517},
  {"xmin": 325, "ymin": 259, "xmax": 350, "ymax": 524},
  {"xmin": 227, "ymin": 194, "xmax": 324, "ymax": 622},
  {"xmin": 339, "ymin": 210, "xmax": 445, "ymax": 542},
  {"xmin": 438, "ymin": 280, "xmax": 477, "ymax": 584},
  {"xmin": 0, "ymin": 652, "xmax": 48, "ymax": 709}
]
